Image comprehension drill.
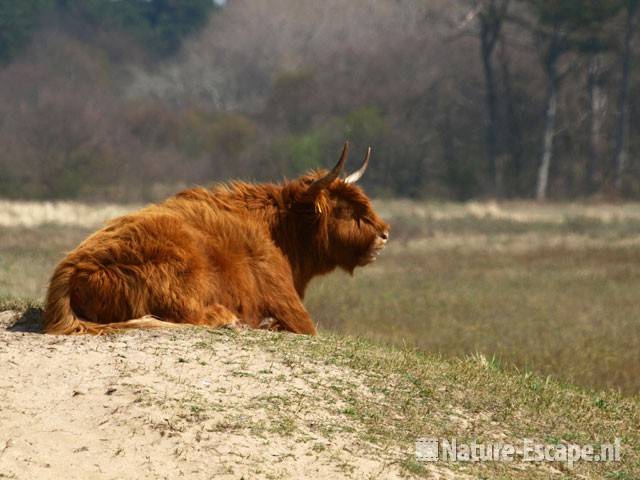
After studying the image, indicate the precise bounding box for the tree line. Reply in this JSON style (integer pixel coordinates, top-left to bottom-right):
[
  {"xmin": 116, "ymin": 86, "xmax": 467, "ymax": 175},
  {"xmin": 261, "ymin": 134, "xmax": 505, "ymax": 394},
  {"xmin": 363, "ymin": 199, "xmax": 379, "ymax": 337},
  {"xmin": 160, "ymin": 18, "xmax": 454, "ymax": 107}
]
[
  {"xmin": 472, "ymin": 0, "xmax": 639, "ymax": 199},
  {"xmin": 0, "ymin": 0, "xmax": 638, "ymax": 201}
]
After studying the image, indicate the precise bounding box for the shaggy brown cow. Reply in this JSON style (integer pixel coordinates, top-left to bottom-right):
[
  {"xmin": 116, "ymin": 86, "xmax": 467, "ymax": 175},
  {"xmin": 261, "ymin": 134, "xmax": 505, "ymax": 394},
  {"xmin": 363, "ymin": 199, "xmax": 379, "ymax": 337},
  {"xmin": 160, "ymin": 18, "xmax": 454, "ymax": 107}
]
[{"xmin": 44, "ymin": 143, "xmax": 389, "ymax": 335}]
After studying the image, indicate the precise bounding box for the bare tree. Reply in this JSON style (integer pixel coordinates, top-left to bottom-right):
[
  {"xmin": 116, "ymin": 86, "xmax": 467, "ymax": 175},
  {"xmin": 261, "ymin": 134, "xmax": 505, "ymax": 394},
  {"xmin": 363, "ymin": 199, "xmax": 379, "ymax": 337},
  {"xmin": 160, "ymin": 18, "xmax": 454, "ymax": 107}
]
[
  {"xmin": 582, "ymin": 0, "xmax": 622, "ymax": 193},
  {"xmin": 454, "ymin": 0, "xmax": 510, "ymax": 194},
  {"xmin": 497, "ymin": 33, "xmax": 525, "ymax": 195},
  {"xmin": 535, "ymin": 28, "xmax": 568, "ymax": 201},
  {"xmin": 613, "ymin": 0, "xmax": 639, "ymax": 192},
  {"xmin": 478, "ymin": 0, "xmax": 510, "ymax": 195},
  {"xmin": 586, "ymin": 51, "xmax": 607, "ymax": 193}
]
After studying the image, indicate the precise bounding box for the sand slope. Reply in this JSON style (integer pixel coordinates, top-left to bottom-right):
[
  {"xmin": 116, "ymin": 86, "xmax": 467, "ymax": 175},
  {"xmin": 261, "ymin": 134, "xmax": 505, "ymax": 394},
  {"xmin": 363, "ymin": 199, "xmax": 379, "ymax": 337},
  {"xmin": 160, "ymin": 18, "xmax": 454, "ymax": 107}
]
[{"xmin": 0, "ymin": 310, "xmax": 447, "ymax": 480}]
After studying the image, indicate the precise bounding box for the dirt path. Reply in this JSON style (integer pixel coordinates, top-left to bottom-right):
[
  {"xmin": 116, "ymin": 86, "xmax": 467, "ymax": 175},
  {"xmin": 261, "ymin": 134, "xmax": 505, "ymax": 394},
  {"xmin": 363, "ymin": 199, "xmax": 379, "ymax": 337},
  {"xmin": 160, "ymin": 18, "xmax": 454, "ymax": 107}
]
[{"xmin": 0, "ymin": 310, "xmax": 451, "ymax": 479}]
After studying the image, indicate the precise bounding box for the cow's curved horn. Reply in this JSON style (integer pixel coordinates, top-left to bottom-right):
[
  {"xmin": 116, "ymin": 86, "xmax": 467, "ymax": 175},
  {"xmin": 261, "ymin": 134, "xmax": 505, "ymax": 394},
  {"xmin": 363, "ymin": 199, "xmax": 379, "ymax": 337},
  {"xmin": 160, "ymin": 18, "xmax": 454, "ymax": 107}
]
[
  {"xmin": 308, "ymin": 142, "xmax": 349, "ymax": 194},
  {"xmin": 344, "ymin": 147, "xmax": 371, "ymax": 184}
]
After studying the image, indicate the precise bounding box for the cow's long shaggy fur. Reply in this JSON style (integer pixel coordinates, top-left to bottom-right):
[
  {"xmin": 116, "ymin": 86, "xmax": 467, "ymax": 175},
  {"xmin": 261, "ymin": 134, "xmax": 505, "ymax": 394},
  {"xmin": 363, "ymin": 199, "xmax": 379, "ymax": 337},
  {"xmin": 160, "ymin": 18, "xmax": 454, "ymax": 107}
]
[{"xmin": 44, "ymin": 164, "xmax": 389, "ymax": 335}]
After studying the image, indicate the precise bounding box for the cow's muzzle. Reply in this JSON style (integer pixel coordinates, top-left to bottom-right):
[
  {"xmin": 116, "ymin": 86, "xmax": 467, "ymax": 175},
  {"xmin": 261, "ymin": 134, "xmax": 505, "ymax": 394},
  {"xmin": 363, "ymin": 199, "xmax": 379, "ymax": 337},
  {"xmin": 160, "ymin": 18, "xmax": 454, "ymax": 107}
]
[{"xmin": 362, "ymin": 232, "xmax": 388, "ymax": 264}]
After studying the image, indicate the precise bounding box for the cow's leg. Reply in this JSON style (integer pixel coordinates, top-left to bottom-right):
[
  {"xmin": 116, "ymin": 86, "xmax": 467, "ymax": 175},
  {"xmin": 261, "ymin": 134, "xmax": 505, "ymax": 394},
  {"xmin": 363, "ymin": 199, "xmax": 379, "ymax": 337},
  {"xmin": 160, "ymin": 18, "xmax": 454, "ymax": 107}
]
[
  {"xmin": 261, "ymin": 284, "xmax": 317, "ymax": 335},
  {"xmin": 197, "ymin": 303, "xmax": 242, "ymax": 329},
  {"xmin": 161, "ymin": 301, "xmax": 241, "ymax": 330},
  {"xmin": 259, "ymin": 317, "xmax": 278, "ymax": 330}
]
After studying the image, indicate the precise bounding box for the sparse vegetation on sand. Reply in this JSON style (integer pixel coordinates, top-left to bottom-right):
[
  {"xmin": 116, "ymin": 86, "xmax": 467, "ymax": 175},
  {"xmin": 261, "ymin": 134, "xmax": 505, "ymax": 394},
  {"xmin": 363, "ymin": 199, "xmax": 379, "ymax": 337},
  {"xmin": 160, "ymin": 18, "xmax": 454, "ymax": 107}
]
[{"xmin": 0, "ymin": 311, "xmax": 638, "ymax": 479}]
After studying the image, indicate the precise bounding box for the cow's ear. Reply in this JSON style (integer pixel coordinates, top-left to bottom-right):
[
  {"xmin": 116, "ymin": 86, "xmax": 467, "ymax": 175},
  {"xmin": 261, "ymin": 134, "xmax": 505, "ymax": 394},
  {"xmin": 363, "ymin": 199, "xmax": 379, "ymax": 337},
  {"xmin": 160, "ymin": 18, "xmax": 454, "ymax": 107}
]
[{"xmin": 313, "ymin": 193, "xmax": 329, "ymax": 216}]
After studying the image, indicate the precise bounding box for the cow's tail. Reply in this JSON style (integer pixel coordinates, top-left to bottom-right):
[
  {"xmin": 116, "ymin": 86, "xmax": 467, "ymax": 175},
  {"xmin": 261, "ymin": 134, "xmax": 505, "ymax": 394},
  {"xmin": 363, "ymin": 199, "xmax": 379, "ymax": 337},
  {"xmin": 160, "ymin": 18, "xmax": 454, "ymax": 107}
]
[{"xmin": 43, "ymin": 261, "xmax": 180, "ymax": 335}]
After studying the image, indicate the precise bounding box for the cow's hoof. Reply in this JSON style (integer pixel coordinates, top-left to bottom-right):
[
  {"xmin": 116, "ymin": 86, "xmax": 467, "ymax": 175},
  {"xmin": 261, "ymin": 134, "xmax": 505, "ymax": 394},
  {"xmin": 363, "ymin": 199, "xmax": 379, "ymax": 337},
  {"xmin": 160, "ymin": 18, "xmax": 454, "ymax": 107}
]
[
  {"xmin": 259, "ymin": 317, "xmax": 279, "ymax": 331},
  {"xmin": 223, "ymin": 316, "xmax": 248, "ymax": 331}
]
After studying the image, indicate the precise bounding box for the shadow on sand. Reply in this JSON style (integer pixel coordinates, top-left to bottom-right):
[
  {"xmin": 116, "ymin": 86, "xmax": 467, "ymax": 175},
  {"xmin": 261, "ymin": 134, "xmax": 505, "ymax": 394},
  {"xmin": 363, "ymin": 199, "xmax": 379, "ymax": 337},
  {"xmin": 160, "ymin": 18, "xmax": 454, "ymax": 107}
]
[{"xmin": 1, "ymin": 308, "xmax": 45, "ymax": 333}]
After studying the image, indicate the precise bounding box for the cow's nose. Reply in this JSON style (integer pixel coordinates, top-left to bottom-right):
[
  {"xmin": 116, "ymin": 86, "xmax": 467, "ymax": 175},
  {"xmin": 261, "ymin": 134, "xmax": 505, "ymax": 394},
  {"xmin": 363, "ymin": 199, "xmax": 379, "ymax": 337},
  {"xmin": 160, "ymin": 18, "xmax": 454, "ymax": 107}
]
[{"xmin": 380, "ymin": 231, "xmax": 389, "ymax": 241}]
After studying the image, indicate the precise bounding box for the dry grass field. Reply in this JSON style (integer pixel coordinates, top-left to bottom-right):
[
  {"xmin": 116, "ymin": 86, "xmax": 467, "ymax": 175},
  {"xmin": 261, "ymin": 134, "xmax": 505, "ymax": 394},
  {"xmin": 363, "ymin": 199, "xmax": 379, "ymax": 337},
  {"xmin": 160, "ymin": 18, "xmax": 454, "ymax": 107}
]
[{"xmin": 1, "ymin": 199, "xmax": 639, "ymax": 394}]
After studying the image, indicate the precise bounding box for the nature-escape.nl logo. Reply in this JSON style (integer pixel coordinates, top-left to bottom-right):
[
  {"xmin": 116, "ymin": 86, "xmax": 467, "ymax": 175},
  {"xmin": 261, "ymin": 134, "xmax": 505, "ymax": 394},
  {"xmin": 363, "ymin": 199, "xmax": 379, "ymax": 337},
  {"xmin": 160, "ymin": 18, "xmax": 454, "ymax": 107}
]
[{"xmin": 415, "ymin": 437, "xmax": 622, "ymax": 468}]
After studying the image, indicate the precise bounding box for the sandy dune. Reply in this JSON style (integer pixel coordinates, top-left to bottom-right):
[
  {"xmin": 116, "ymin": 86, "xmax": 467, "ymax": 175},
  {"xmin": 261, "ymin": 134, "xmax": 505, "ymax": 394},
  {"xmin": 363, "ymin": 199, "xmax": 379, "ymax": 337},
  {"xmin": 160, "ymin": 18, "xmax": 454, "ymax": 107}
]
[{"xmin": 0, "ymin": 310, "xmax": 448, "ymax": 480}]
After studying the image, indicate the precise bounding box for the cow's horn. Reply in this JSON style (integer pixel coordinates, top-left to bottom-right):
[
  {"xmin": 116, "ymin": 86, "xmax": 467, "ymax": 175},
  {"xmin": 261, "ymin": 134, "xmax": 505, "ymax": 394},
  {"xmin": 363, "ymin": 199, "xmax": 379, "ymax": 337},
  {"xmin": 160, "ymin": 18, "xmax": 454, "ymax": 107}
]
[
  {"xmin": 308, "ymin": 141, "xmax": 349, "ymax": 193},
  {"xmin": 344, "ymin": 147, "xmax": 371, "ymax": 184}
]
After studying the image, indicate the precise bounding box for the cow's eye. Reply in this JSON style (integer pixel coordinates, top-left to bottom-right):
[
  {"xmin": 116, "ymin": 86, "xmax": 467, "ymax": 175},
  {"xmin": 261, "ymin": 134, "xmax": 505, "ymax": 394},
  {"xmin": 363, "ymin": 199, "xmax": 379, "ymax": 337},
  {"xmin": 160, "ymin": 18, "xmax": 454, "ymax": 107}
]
[{"xmin": 334, "ymin": 205, "xmax": 353, "ymax": 219}]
